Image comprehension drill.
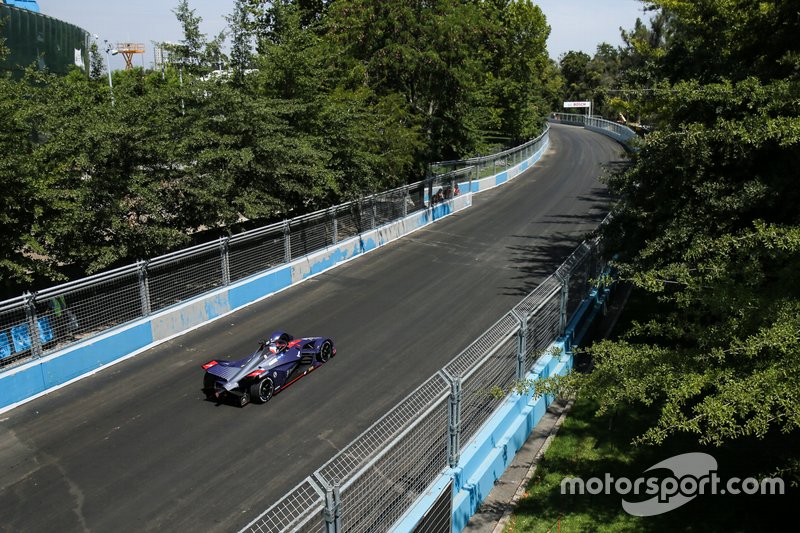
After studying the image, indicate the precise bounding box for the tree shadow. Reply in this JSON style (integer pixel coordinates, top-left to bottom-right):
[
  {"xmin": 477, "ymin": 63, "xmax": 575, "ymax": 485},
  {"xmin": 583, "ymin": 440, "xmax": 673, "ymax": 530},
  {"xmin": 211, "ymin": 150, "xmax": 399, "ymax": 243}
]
[{"xmin": 514, "ymin": 398, "xmax": 799, "ymax": 532}]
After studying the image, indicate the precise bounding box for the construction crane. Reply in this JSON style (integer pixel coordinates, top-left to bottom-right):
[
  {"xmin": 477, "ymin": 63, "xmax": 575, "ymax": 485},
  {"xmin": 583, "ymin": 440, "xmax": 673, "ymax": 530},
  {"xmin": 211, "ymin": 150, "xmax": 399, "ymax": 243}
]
[{"xmin": 115, "ymin": 42, "xmax": 145, "ymax": 70}]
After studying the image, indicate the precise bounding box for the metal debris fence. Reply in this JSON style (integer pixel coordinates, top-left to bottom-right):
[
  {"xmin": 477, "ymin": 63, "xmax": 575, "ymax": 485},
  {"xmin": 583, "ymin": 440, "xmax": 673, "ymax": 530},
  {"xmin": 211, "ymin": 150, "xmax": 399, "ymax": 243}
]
[
  {"xmin": 0, "ymin": 169, "xmax": 472, "ymax": 371},
  {"xmin": 241, "ymin": 235, "xmax": 606, "ymax": 533},
  {"xmin": 429, "ymin": 126, "xmax": 550, "ymax": 179},
  {"xmin": 550, "ymin": 113, "xmax": 638, "ymax": 146}
]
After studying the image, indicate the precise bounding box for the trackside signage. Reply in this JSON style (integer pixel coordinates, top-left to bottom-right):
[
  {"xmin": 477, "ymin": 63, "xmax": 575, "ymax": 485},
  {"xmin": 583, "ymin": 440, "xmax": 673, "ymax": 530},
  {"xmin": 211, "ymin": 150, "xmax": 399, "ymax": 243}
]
[
  {"xmin": 560, "ymin": 453, "xmax": 785, "ymax": 516},
  {"xmin": 563, "ymin": 101, "xmax": 591, "ymax": 108}
]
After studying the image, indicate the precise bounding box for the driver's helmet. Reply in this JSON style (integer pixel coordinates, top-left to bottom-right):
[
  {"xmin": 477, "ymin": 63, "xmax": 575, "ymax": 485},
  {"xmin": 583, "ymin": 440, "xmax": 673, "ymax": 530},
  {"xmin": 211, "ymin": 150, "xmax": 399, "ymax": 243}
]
[{"xmin": 267, "ymin": 331, "xmax": 289, "ymax": 353}]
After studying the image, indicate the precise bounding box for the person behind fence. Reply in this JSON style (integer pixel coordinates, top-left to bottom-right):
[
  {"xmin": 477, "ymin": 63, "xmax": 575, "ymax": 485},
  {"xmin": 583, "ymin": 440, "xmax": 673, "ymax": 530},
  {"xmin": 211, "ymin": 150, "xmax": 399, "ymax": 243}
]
[
  {"xmin": 50, "ymin": 295, "xmax": 79, "ymax": 337},
  {"xmin": 454, "ymin": 183, "xmax": 460, "ymax": 197},
  {"xmin": 432, "ymin": 188, "xmax": 444, "ymax": 203}
]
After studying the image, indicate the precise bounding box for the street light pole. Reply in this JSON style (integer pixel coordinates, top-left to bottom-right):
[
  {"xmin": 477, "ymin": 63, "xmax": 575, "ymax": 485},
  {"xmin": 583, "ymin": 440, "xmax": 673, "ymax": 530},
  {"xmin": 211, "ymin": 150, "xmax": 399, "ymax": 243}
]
[{"xmin": 103, "ymin": 39, "xmax": 116, "ymax": 107}]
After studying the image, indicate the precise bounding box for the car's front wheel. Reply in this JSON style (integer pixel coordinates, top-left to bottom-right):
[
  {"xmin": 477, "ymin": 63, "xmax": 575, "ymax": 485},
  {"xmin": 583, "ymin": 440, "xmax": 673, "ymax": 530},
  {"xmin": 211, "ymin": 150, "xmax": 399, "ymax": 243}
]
[
  {"xmin": 250, "ymin": 377, "xmax": 274, "ymax": 404},
  {"xmin": 317, "ymin": 340, "xmax": 333, "ymax": 363}
]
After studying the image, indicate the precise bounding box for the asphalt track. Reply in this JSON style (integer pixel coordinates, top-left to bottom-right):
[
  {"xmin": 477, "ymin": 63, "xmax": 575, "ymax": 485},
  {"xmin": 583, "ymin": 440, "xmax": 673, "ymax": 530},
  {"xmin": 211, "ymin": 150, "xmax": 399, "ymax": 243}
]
[{"xmin": 0, "ymin": 124, "xmax": 624, "ymax": 532}]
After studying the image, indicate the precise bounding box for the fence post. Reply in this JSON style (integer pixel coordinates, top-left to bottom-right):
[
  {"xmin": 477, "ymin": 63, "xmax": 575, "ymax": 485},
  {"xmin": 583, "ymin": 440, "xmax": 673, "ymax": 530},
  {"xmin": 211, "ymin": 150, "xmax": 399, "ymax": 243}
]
[
  {"xmin": 138, "ymin": 260, "xmax": 151, "ymax": 317},
  {"xmin": 219, "ymin": 236, "xmax": 230, "ymax": 286},
  {"xmin": 555, "ymin": 271, "xmax": 570, "ymax": 335},
  {"xmin": 444, "ymin": 371, "xmax": 462, "ymax": 468},
  {"xmin": 322, "ymin": 481, "xmax": 341, "ymax": 533},
  {"xmin": 23, "ymin": 291, "xmax": 43, "ymax": 359},
  {"xmin": 371, "ymin": 197, "xmax": 377, "ymax": 230},
  {"xmin": 331, "ymin": 207, "xmax": 338, "ymax": 245},
  {"xmin": 283, "ymin": 220, "xmax": 291, "ymax": 262},
  {"xmin": 513, "ymin": 310, "xmax": 527, "ymax": 380},
  {"xmin": 402, "ymin": 186, "xmax": 409, "ymax": 218}
]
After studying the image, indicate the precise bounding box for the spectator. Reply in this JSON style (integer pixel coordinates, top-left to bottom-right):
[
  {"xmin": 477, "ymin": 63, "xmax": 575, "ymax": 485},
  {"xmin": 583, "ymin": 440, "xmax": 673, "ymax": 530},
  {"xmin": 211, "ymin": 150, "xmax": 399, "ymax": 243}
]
[{"xmin": 50, "ymin": 295, "xmax": 79, "ymax": 337}]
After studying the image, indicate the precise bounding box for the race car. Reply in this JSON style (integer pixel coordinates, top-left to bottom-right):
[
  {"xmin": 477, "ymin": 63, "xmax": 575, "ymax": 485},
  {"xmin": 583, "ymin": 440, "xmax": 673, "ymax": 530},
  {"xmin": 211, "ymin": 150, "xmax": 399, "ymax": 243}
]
[{"xmin": 201, "ymin": 331, "xmax": 335, "ymax": 407}]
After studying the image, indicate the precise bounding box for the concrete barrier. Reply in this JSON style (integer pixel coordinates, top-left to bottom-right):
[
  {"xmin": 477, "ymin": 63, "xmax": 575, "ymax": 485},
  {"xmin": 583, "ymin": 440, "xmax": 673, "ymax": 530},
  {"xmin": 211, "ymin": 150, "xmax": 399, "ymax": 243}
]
[
  {"xmin": 464, "ymin": 136, "xmax": 550, "ymax": 194},
  {"xmin": 549, "ymin": 114, "xmax": 638, "ymax": 151}
]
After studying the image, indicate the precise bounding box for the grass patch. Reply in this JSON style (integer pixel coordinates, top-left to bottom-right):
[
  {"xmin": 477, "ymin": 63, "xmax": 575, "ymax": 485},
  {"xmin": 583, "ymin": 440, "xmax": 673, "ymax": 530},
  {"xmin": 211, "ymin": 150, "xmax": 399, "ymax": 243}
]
[{"xmin": 505, "ymin": 397, "xmax": 796, "ymax": 532}]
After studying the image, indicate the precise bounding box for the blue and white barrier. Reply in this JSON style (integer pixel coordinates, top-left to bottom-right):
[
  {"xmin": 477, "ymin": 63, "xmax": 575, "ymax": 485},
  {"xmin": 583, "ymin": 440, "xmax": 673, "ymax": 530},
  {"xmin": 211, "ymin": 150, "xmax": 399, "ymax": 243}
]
[
  {"xmin": 549, "ymin": 113, "xmax": 638, "ymax": 150},
  {"xmin": 460, "ymin": 136, "xmax": 550, "ymax": 195}
]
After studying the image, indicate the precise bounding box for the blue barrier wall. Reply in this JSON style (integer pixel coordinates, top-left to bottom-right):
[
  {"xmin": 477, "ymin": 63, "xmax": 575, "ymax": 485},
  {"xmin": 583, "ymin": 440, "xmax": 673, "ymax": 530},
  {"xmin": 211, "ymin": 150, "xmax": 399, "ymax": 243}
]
[{"xmin": 466, "ymin": 136, "xmax": 549, "ymax": 194}]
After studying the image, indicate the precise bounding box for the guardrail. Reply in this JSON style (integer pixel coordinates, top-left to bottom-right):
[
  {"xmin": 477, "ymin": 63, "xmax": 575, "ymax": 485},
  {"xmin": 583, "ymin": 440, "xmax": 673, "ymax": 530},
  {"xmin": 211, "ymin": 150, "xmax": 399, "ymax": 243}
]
[
  {"xmin": 241, "ymin": 234, "xmax": 606, "ymax": 533},
  {"xmin": 0, "ymin": 171, "xmax": 471, "ymax": 372},
  {"xmin": 549, "ymin": 112, "xmax": 638, "ymax": 148},
  {"xmin": 430, "ymin": 125, "xmax": 550, "ymax": 183}
]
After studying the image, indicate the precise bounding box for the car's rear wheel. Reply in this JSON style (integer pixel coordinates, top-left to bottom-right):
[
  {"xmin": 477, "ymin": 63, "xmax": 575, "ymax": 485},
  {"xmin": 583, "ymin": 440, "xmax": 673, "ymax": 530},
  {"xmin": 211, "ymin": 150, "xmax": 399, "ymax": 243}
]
[
  {"xmin": 317, "ymin": 340, "xmax": 333, "ymax": 363},
  {"xmin": 250, "ymin": 377, "xmax": 274, "ymax": 404},
  {"xmin": 203, "ymin": 373, "xmax": 219, "ymax": 399}
]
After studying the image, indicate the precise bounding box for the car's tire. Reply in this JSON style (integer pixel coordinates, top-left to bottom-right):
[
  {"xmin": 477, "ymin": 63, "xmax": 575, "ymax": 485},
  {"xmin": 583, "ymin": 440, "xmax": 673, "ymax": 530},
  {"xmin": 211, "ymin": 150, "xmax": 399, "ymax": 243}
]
[
  {"xmin": 317, "ymin": 340, "xmax": 333, "ymax": 363},
  {"xmin": 250, "ymin": 377, "xmax": 274, "ymax": 404},
  {"xmin": 203, "ymin": 373, "xmax": 218, "ymax": 399}
]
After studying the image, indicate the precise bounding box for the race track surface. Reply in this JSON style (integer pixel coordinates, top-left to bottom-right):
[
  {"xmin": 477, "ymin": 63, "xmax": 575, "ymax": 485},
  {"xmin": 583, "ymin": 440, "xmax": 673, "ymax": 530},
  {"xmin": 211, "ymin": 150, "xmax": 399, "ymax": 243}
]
[{"xmin": 0, "ymin": 125, "xmax": 624, "ymax": 532}]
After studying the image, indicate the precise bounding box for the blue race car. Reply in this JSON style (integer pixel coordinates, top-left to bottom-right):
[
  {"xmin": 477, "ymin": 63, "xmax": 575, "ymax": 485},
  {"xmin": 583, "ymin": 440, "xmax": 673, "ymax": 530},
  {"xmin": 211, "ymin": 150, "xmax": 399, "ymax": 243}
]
[{"xmin": 201, "ymin": 331, "xmax": 335, "ymax": 407}]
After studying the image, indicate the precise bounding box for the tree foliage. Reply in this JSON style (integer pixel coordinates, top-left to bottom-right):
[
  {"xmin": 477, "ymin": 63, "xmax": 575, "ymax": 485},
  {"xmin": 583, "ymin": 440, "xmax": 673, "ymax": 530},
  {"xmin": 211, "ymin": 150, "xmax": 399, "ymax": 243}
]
[
  {"xmin": 550, "ymin": 0, "xmax": 800, "ymax": 479},
  {"xmin": 0, "ymin": 0, "xmax": 553, "ymax": 293}
]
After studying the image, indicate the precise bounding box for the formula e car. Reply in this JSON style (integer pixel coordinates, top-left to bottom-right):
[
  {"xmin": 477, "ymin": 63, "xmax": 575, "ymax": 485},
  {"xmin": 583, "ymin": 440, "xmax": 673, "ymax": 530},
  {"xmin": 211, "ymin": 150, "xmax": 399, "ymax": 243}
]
[{"xmin": 201, "ymin": 331, "xmax": 335, "ymax": 407}]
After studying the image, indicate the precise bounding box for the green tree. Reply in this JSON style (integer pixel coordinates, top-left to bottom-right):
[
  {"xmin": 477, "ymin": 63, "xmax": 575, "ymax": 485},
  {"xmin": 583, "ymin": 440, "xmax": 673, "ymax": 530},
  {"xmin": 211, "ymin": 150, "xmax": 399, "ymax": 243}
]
[
  {"xmin": 168, "ymin": 0, "xmax": 225, "ymax": 74},
  {"xmin": 89, "ymin": 40, "xmax": 105, "ymax": 80},
  {"xmin": 0, "ymin": 73, "xmax": 43, "ymax": 287},
  {"xmin": 202, "ymin": 30, "xmax": 228, "ymax": 71},
  {"xmin": 0, "ymin": 16, "xmax": 8, "ymax": 60},
  {"xmin": 171, "ymin": 0, "xmax": 204, "ymax": 66},
  {"xmin": 28, "ymin": 69, "xmax": 195, "ymax": 272},
  {"xmin": 480, "ymin": 0, "xmax": 553, "ymax": 143},
  {"xmin": 558, "ymin": 45, "xmax": 627, "ymax": 120},
  {"xmin": 227, "ymin": 0, "xmax": 253, "ymax": 85},
  {"xmin": 550, "ymin": 0, "xmax": 800, "ymax": 480},
  {"xmin": 558, "ymin": 50, "xmax": 592, "ymax": 102},
  {"xmin": 325, "ymin": 0, "xmax": 494, "ymax": 160}
]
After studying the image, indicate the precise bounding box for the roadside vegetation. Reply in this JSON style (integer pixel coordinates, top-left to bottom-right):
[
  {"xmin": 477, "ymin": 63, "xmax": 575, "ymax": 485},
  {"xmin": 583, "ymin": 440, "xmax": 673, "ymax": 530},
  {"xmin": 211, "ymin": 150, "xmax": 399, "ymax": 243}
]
[
  {"xmin": 521, "ymin": 1, "xmax": 800, "ymax": 526},
  {"xmin": 0, "ymin": 0, "xmax": 562, "ymax": 294},
  {"xmin": 508, "ymin": 393, "xmax": 796, "ymax": 532}
]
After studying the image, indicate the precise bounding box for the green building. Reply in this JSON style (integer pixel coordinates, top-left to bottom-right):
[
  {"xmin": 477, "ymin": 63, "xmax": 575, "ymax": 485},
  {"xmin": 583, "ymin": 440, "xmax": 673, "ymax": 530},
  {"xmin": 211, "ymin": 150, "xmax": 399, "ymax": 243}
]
[{"xmin": 1, "ymin": 1, "xmax": 90, "ymax": 77}]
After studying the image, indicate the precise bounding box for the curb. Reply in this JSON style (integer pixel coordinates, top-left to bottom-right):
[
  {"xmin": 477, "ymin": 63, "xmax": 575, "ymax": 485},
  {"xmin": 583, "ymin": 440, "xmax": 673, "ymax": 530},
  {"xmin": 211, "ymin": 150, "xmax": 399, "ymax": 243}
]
[{"xmin": 491, "ymin": 398, "xmax": 575, "ymax": 533}]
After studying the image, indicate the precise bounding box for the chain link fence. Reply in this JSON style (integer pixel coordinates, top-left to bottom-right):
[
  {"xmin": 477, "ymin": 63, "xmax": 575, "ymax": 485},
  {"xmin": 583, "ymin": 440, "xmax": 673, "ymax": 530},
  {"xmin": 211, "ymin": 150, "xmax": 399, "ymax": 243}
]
[
  {"xmin": 550, "ymin": 113, "xmax": 638, "ymax": 146},
  {"xmin": 241, "ymin": 236, "xmax": 606, "ymax": 533},
  {"xmin": 245, "ymin": 478, "xmax": 327, "ymax": 533},
  {"xmin": 429, "ymin": 126, "xmax": 550, "ymax": 180},
  {"xmin": 0, "ymin": 169, "xmax": 473, "ymax": 372}
]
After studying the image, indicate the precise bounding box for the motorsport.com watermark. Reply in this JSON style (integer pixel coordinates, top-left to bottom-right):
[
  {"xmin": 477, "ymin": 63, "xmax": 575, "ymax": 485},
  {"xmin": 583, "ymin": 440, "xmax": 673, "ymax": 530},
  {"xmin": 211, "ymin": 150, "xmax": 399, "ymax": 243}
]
[{"xmin": 560, "ymin": 453, "xmax": 785, "ymax": 516}]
